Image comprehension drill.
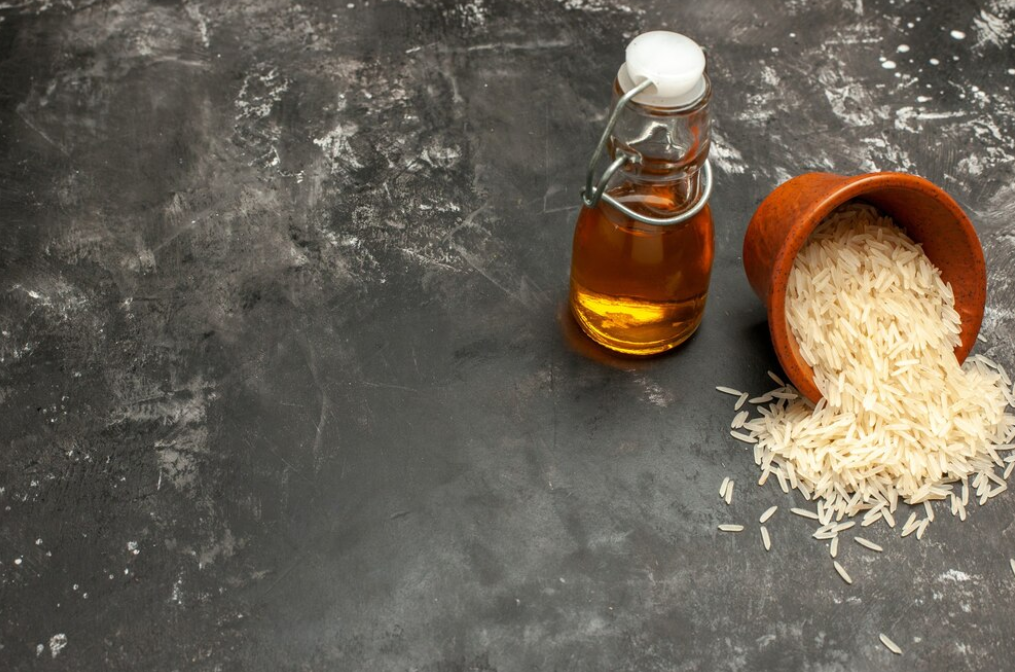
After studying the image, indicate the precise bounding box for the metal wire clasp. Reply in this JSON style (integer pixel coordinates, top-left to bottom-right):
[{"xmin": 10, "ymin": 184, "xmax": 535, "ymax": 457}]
[{"xmin": 580, "ymin": 79, "xmax": 713, "ymax": 227}]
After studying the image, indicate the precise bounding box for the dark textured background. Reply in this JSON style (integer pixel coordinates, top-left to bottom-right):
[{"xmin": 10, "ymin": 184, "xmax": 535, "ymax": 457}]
[{"xmin": 2, "ymin": 0, "xmax": 1015, "ymax": 670}]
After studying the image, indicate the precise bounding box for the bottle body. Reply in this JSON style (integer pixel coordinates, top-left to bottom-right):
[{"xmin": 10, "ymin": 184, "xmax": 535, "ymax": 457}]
[
  {"xmin": 569, "ymin": 186, "xmax": 714, "ymax": 355},
  {"xmin": 569, "ymin": 76, "xmax": 715, "ymax": 356}
]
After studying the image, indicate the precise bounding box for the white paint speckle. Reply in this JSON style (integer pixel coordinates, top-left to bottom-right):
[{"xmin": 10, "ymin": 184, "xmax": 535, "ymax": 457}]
[
  {"xmin": 709, "ymin": 130, "xmax": 747, "ymax": 174},
  {"xmin": 48, "ymin": 634, "xmax": 67, "ymax": 658},
  {"xmin": 939, "ymin": 569, "xmax": 973, "ymax": 582},
  {"xmin": 127, "ymin": 541, "xmax": 139, "ymax": 555},
  {"xmin": 235, "ymin": 66, "xmax": 289, "ymax": 120},
  {"xmin": 950, "ymin": 29, "xmax": 966, "ymax": 40},
  {"xmin": 929, "ymin": 57, "xmax": 940, "ymax": 65},
  {"xmin": 897, "ymin": 44, "xmax": 910, "ymax": 53},
  {"xmin": 14, "ymin": 558, "xmax": 22, "ymax": 566},
  {"xmin": 420, "ymin": 142, "xmax": 462, "ymax": 169},
  {"xmin": 1008, "ymin": 68, "xmax": 1015, "ymax": 75},
  {"xmin": 184, "ymin": 3, "xmax": 211, "ymax": 48},
  {"xmin": 895, "ymin": 106, "xmax": 920, "ymax": 132},
  {"xmin": 882, "ymin": 60, "xmax": 897, "ymax": 70},
  {"xmin": 313, "ymin": 123, "xmax": 363, "ymax": 173},
  {"xmin": 36, "ymin": 644, "xmax": 44, "ymax": 657},
  {"xmin": 858, "ymin": 136, "xmax": 915, "ymax": 172},
  {"xmin": 558, "ymin": 0, "xmax": 636, "ymax": 13},
  {"xmin": 637, "ymin": 377, "xmax": 672, "ymax": 407},
  {"xmin": 917, "ymin": 95, "xmax": 932, "ymax": 103},
  {"xmin": 973, "ymin": 9, "xmax": 1011, "ymax": 48},
  {"xmin": 35, "ymin": 538, "xmax": 43, "ymax": 546}
]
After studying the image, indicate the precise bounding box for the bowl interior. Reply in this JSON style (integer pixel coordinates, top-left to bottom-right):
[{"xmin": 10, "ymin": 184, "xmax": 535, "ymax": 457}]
[{"xmin": 771, "ymin": 173, "xmax": 986, "ymax": 403}]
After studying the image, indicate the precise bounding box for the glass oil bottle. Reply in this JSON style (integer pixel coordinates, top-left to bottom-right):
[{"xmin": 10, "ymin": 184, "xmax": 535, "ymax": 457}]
[{"xmin": 569, "ymin": 31, "xmax": 715, "ymax": 356}]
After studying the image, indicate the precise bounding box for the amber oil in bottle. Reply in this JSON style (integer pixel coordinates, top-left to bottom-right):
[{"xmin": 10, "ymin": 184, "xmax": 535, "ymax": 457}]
[{"xmin": 569, "ymin": 50, "xmax": 715, "ymax": 356}]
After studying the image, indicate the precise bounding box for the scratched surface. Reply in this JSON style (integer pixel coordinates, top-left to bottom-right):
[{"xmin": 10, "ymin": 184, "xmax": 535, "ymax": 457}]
[{"xmin": 2, "ymin": 0, "xmax": 1015, "ymax": 669}]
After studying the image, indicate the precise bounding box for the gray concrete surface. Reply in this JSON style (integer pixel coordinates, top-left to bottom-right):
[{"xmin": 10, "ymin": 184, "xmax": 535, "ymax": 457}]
[{"xmin": 2, "ymin": 0, "xmax": 1015, "ymax": 669}]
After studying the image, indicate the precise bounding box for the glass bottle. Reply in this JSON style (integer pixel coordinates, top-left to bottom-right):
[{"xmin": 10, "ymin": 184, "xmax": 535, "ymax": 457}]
[{"xmin": 569, "ymin": 31, "xmax": 715, "ymax": 356}]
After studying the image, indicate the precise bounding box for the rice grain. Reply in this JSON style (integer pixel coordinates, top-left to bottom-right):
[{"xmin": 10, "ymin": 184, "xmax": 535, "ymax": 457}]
[
  {"xmin": 731, "ymin": 431, "xmax": 756, "ymax": 444},
  {"xmin": 735, "ymin": 393, "xmax": 749, "ymax": 410},
  {"xmin": 833, "ymin": 560, "xmax": 852, "ymax": 585},
  {"xmin": 855, "ymin": 537, "xmax": 883, "ymax": 552},
  {"xmin": 879, "ymin": 633, "xmax": 903, "ymax": 655},
  {"xmin": 791, "ymin": 507, "xmax": 819, "ymax": 520}
]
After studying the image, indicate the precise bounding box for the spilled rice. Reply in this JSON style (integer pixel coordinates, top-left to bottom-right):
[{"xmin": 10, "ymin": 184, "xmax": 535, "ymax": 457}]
[
  {"xmin": 710, "ymin": 205, "xmax": 1015, "ymax": 641},
  {"xmin": 726, "ymin": 205, "xmax": 1015, "ymax": 531}
]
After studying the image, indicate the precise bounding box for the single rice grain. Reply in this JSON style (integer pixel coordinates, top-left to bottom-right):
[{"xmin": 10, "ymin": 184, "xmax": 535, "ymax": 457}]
[
  {"xmin": 791, "ymin": 507, "xmax": 819, "ymax": 520},
  {"xmin": 735, "ymin": 393, "xmax": 749, "ymax": 411},
  {"xmin": 732, "ymin": 410, "xmax": 750, "ymax": 429},
  {"xmin": 855, "ymin": 537, "xmax": 883, "ymax": 552},
  {"xmin": 879, "ymin": 633, "xmax": 903, "ymax": 655}
]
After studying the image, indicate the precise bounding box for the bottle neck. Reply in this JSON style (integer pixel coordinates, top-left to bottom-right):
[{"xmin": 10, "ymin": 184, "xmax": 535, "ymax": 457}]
[{"xmin": 605, "ymin": 75, "xmax": 711, "ymax": 214}]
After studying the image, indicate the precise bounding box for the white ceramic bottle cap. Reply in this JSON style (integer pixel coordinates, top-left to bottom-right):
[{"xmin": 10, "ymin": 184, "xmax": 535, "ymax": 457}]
[{"xmin": 617, "ymin": 31, "xmax": 707, "ymax": 108}]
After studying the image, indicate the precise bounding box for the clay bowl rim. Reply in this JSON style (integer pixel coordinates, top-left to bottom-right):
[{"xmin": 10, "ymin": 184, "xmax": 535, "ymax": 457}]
[{"xmin": 766, "ymin": 171, "xmax": 982, "ymax": 404}]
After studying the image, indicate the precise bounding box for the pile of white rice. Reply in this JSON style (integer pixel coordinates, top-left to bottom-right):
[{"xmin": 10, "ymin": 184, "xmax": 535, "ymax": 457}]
[{"xmin": 733, "ymin": 204, "xmax": 1015, "ymax": 529}]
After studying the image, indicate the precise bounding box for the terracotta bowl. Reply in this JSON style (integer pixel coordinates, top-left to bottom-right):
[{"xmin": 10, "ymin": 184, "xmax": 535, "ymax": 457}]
[{"xmin": 743, "ymin": 171, "xmax": 986, "ymax": 403}]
